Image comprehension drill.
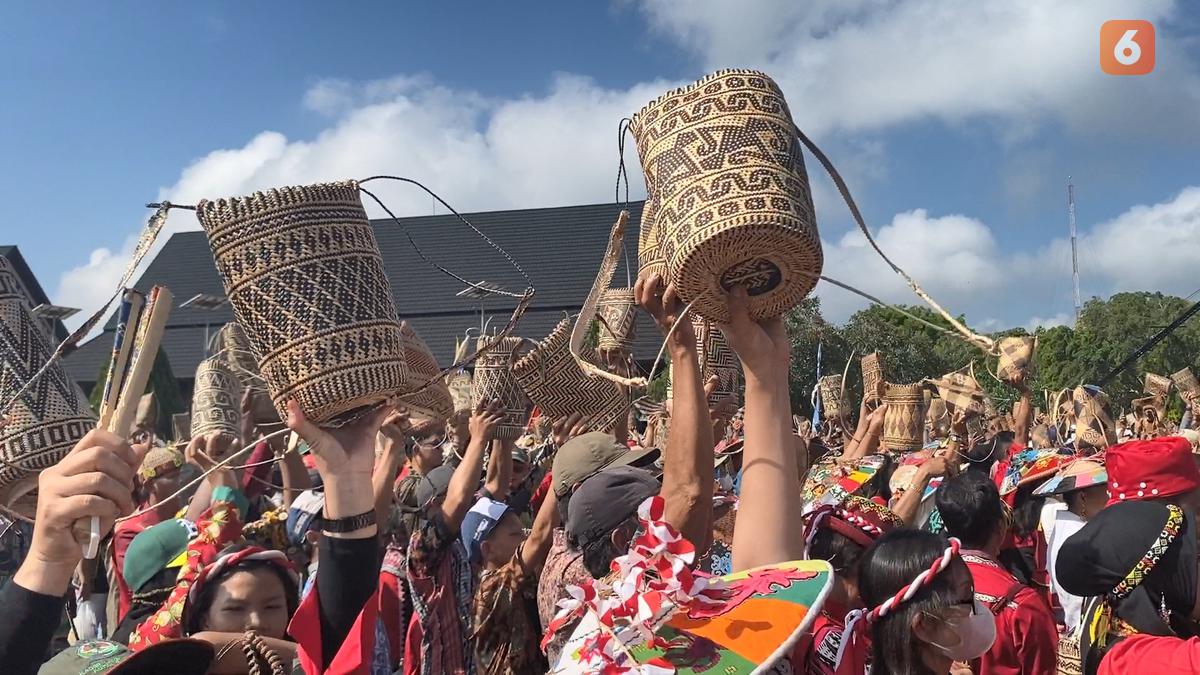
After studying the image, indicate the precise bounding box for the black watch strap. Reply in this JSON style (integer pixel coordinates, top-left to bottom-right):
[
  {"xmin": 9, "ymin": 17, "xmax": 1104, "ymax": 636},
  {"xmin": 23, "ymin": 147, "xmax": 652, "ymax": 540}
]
[{"xmin": 318, "ymin": 508, "xmax": 377, "ymax": 533}]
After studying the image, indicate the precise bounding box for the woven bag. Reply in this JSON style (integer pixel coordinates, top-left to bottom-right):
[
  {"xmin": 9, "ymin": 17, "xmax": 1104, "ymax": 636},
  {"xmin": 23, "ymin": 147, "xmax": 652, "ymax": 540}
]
[
  {"xmin": 818, "ymin": 375, "xmax": 844, "ymax": 419},
  {"xmin": 996, "ymin": 335, "xmax": 1037, "ymax": 384},
  {"xmin": 215, "ymin": 322, "xmax": 281, "ymax": 430},
  {"xmin": 396, "ymin": 322, "xmax": 453, "ymax": 422},
  {"xmin": 637, "ymin": 198, "xmax": 666, "ymax": 282},
  {"xmin": 0, "ymin": 287, "xmax": 96, "ymax": 505},
  {"xmin": 928, "ymin": 369, "xmax": 985, "ymax": 416},
  {"xmin": 1143, "ymin": 372, "xmax": 1172, "ymax": 398},
  {"xmin": 881, "ymin": 383, "xmax": 926, "ymax": 452},
  {"xmin": 195, "ymin": 181, "xmax": 408, "ymax": 424},
  {"xmin": 861, "ymin": 352, "xmax": 885, "ymax": 404},
  {"xmin": 513, "ymin": 318, "xmax": 627, "ymax": 432},
  {"xmin": 1171, "ymin": 367, "xmax": 1199, "ymax": 402},
  {"xmin": 596, "ymin": 288, "xmax": 638, "ymax": 354},
  {"xmin": 190, "ymin": 357, "xmax": 243, "ymax": 438},
  {"xmin": 472, "ymin": 335, "xmax": 529, "ymax": 440},
  {"xmin": 693, "ymin": 316, "xmax": 742, "ymax": 407},
  {"xmin": 629, "ymin": 69, "xmax": 822, "ymax": 323},
  {"xmin": 1073, "ymin": 385, "xmax": 1115, "ymax": 449},
  {"xmin": 1056, "ymin": 627, "xmax": 1083, "ymax": 675}
]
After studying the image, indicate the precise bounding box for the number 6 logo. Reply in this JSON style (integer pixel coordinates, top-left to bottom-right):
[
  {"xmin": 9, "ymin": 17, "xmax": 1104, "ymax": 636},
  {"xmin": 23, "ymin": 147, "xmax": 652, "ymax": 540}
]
[{"xmin": 1101, "ymin": 20, "xmax": 1155, "ymax": 75}]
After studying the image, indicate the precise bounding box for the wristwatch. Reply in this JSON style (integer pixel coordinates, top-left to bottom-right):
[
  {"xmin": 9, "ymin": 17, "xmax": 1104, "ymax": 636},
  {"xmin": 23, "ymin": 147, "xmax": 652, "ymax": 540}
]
[{"xmin": 318, "ymin": 508, "xmax": 377, "ymax": 533}]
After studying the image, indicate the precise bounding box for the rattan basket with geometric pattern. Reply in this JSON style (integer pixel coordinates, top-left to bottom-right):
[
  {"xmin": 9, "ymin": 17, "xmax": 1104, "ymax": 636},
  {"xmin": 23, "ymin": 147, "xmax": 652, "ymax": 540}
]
[
  {"xmin": 596, "ymin": 288, "xmax": 638, "ymax": 354},
  {"xmin": 818, "ymin": 375, "xmax": 844, "ymax": 420},
  {"xmin": 396, "ymin": 321, "xmax": 453, "ymax": 422},
  {"xmin": 196, "ymin": 181, "xmax": 408, "ymax": 424},
  {"xmin": 861, "ymin": 352, "xmax": 885, "ymax": 405},
  {"xmin": 1172, "ymin": 367, "xmax": 1200, "ymax": 402},
  {"xmin": 0, "ymin": 262, "xmax": 96, "ymax": 504},
  {"xmin": 882, "ymin": 382, "xmax": 927, "ymax": 452},
  {"xmin": 472, "ymin": 335, "xmax": 529, "ymax": 440},
  {"xmin": 630, "ymin": 69, "xmax": 823, "ymax": 323},
  {"xmin": 190, "ymin": 357, "xmax": 243, "ymax": 438},
  {"xmin": 513, "ymin": 318, "xmax": 626, "ymax": 432}
]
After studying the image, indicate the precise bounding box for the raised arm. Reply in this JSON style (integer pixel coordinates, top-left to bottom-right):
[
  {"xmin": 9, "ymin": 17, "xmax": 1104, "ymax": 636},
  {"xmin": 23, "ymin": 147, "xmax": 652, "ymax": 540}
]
[
  {"xmin": 373, "ymin": 409, "xmax": 410, "ymax": 533},
  {"xmin": 519, "ymin": 484, "xmax": 561, "ymax": 573},
  {"xmin": 279, "ymin": 433, "xmax": 312, "ymax": 510},
  {"xmin": 485, "ymin": 437, "xmax": 514, "ymax": 503},
  {"xmin": 440, "ymin": 400, "xmax": 504, "ymax": 531},
  {"xmin": 719, "ymin": 286, "xmax": 804, "ymax": 571},
  {"xmin": 1011, "ymin": 376, "xmax": 1033, "ymax": 449},
  {"xmin": 636, "ymin": 273, "xmax": 714, "ymax": 551}
]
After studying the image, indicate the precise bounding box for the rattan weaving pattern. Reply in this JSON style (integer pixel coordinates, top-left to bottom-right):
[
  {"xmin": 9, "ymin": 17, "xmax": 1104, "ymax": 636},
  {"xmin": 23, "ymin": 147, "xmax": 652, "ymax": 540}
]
[
  {"xmin": 396, "ymin": 322, "xmax": 453, "ymax": 422},
  {"xmin": 513, "ymin": 318, "xmax": 626, "ymax": 432},
  {"xmin": 472, "ymin": 335, "xmax": 528, "ymax": 440},
  {"xmin": 596, "ymin": 288, "xmax": 638, "ymax": 353},
  {"xmin": 630, "ymin": 69, "xmax": 822, "ymax": 322},
  {"xmin": 196, "ymin": 181, "xmax": 407, "ymax": 424},
  {"xmin": 190, "ymin": 357, "xmax": 243, "ymax": 438},
  {"xmin": 882, "ymin": 382, "xmax": 926, "ymax": 452}
]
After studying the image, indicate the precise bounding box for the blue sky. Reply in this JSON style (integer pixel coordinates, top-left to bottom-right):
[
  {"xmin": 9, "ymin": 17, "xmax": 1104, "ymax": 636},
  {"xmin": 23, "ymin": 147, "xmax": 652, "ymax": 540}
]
[{"xmin": 3, "ymin": 1, "xmax": 1199, "ymax": 332}]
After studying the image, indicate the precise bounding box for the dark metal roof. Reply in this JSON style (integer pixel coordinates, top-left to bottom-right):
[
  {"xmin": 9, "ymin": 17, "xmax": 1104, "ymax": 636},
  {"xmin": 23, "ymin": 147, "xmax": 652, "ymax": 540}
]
[
  {"xmin": 63, "ymin": 200, "xmax": 656, "ymax": 387},
  {"xmin": 1, "ymin": 245, "xmax": 69, "ymax": 342}
]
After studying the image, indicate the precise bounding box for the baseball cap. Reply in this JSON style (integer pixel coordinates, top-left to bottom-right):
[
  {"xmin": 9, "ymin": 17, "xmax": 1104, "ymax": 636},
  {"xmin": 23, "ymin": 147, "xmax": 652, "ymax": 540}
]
[
  {"xmin": 551, "ymin": 432, "xmax": 658, "ymax": 498},
  {"xmin": 39, "ymin": 638, "xmax": 214, "ymax": 675},
  {"xmin": 123, "ymin": 518, "xmax": 198, "ymax": 593},
  {"xmin": 460, "ymin": 497, "xmax": 511, "ymax": 565},
  {"xmin": 286, "ymin": 489, "xmax": 326, "ymax": 546},
  {"xmin": 565, "ymin": 466, "xmax": 660, "ymax": 547}
]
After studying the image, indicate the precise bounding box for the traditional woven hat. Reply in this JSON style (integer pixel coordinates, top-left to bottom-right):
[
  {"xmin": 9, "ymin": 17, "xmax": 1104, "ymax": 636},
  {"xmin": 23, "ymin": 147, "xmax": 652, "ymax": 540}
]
[
  {"xmin": 395, "ymin": 321, "xmax": 453, "ymax": 422},
  {"xmin": 472, "ymin": 335, "xmax": 528, "ymax": 440},
  {"xmin": 629, "ymin": 69, "xmax": 823, "ymax": 323},
  {"xmin": 512, "ymin": 318, "xmax": 627, "ymax": 434},
  {"xmin": 995, "ymin": 335, "xmax": 1037, "ymax": 385},
  {"xmin": 1171, "ymin": 367, "xmax": 1199, "ymax": 402},
  {"xmin": 1143, "ymin": 372, "xmax": 1172, "ymax": 398},
  {"xmin": 195, "ymin": 181, "xmax": 408, "ymax": 424},
  {"xmin": 861, "ymin": 352, "xmax": 885, "ymax": 404},
  {"xmin": 595, "ymin": 287, "xmax": 638, "ymax": 355},
  {"xmin": 138, "ymin": 443, "xmax": 184, "ymax": 482},
  {"xmin": 881, "ymin": 382, "xmax": 927, "ymax": 452},
  {"xmin": 818, "ymin": 374, "xmax": 844, "ymax": 420},
  {"xmin": 190, "ymin": 357, "xmax": 242, "ymax": 438},
  {"xmin": 1032, "ymin": 458, "xmax": 1107, "ymax": 498},
  {"xmin": 0, "ymin": 281, "xmax": 96, "ymax": 505}
]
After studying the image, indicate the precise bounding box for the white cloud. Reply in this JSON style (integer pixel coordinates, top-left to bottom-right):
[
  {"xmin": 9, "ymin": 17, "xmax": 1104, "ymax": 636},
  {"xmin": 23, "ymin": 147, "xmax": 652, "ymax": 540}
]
[{"xmin": 634, "ymin": 0, "xmax": 1199, "ymax": 139}]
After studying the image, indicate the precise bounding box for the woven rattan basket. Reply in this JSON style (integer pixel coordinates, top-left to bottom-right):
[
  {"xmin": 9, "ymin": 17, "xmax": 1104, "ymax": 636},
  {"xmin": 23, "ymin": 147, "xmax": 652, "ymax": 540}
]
[
  {"xmin": 396, "ymin": 322, "xmax": 453, "ymax": 422},
  {"xmin": 1073, "ymin": 385, "xmax": 1114, "ymax": 449},
  {"xmin": 882, "ymin": 382, "xmax": 927, "ymax": 452},
  {"xmin": 861, "ymin": 352, "xmax": 885, "ymax": 404},
  {"xmin": 196, "ymin": 181, "xmax": 408, "ymax": 424},
  {"xmin": 216, "ymin": 322, "xmax": 280, "ymax": 429},
  {"xmin": 996, "ymin": 335, "xmax": 1037, "ymax": 384},
  {"xmin": 818, "ymin": 375, "xmax": 844, "ymax": 419},
  {"xmin": 472, "ymin": 335, "xmax": 529, "ymax": 440},
  {"xmin": 637, "ymin": 199, "xmax": 666, "ymax": 282},
  {"xmin": 1172, "ymin": 367, "xmax": 1200, "ymax": 402},
  {"xmin": 1143, "ymin": 372, "xmax": 1172, "ymax": 398},
  {"xmin": 596, "ymin": 288, "xmax": 638, "ymax": 354},
  {"xmin": 668, "ymin": 316, "xmax": 742, "ymax": 407},
  {"xmin": 190, "ymin": 357, "xmax": 243, "ymax": 438},
  {"xmin": 0, "ymin": 288, "xmax": 96, "ymax": 504},
  {"xmin": 929, "ymin": 369, "xmax": 985, "ymax": 417},
  {"xmin": 629, "ymin": 69, "xmax": 822, "ymax": 323},
  {"xmin": 513, "ymin": 318, "xmax": 626, "ymax": 432}
]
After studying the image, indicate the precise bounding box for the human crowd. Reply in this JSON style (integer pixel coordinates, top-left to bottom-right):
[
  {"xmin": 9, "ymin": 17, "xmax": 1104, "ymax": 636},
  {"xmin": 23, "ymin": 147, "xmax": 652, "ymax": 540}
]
[{"xmin": 1, "ymin": 270, "xmax": 1200, "ymax": 675}]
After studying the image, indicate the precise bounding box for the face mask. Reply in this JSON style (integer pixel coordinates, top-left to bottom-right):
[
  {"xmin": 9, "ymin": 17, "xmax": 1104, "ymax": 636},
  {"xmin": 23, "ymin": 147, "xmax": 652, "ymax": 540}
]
[{"xmin": 925, "ymin": 598, "xmax": 996, "ymax": 661}]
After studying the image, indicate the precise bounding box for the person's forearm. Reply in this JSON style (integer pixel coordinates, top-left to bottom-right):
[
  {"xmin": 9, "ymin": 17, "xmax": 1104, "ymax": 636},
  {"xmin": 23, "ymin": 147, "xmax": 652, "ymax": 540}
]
[
  {"xmin": 279, "ymin": 444, "xmax": 310, "ymax": 510},
  {"xmin": 661, "ymin": 343, "xmax": 713, "ymax": 551},
  {"xmin": 323, "ymin": 470, "xmax": 376, "ymax": 540},
  {"xmin": 12, "ymin": 556, "xmax": 75, "ymax": 598},
  {"xmin": 185, "ymin": 477, "xmax": 216, "ymax": 522},
  {"xmin": 0, "ymin": 580, "xmax": 66, "ymax": 675},
  {"xmin": 522, "ymin": 486, "xmax": 560, "ymax": 572},
  {"xmin": 1014, "ymin": 388, "xmax": 1032, "ymax": 448},
  {"xmin": 733, "ymin": 370, "xmax": 804, "ymax": 571},
  {"xmin": 443, "ymin": 431, "xmax": 488, "ymax": 529},
  {"xmin": 891, "ymin": 469, "xmax": 933, "ymax": 525},
  {"xmin": 372, "ymin": 448, "xmax": 403, "ymax": 536},
  {"xmin": 486, "ymin": 438, "xmax": 513, "ymax": 503}
]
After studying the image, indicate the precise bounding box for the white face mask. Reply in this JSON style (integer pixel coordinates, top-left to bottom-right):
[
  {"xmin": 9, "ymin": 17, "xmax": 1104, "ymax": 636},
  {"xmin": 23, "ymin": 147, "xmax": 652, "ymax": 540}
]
[{"xmin": 925, "ymin": 598, "xmax": 996, "ymax": 661}]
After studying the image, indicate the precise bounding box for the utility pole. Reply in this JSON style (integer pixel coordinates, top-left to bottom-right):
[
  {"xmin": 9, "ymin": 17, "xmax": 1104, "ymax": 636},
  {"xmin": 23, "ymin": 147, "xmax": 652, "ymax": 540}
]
[{"xmin": 1068, "ymin": 177, "xmax": 1082, "ymax": 322}]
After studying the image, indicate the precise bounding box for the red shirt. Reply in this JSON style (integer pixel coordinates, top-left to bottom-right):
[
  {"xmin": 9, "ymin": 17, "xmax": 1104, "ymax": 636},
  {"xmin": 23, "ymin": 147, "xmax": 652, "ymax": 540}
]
[
  {"xmin": 792, "ymin": 598, "xmax": 849, "ymax": 675},
  {"xmin": 961, "ymin": 550, "xmax": 1058, "ymax": 675},
  {"xmin": 1099, "ymin": 634, "xmax": 1200, "ymax": 674},
  {"xmin": 111, "ymin": 505, "xmax": 166, "ymax": 620}
]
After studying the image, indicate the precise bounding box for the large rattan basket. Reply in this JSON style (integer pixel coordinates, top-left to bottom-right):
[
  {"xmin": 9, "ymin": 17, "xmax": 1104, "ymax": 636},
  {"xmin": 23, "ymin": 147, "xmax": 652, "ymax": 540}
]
[
  {"xmin": 629, "ymin": 69, "xmax": 823, "ymax": 323},
  {"xmin": 513, "ymin": 318, "xmax": 626, "ymax": 432},
  {"xmin": 0, "ymin": 267, "xmax": 96, "ymax": 503},
  {"xmin": 818, "ymin": 375, "xmax": 844, "ymax": 420},
  {"xmin": 882, "ymin": 382, "xmax": 927, "ymax": 452},
  {"xmin": 190, "ymin": 357, "xmax": 243, "ymax": 438},
  {"xmin": 861, "ymin": 352, "xmax": 885, "ymax": 404},
  {"xmin": 195, "ymin": 181, "xmax": 408, "ymax": 424},
  {"xmin": 1172, "ymin": 367, "xmax": 1199, "ymax": 402},
  {"xmin": 396, "ymin": 321, "xmax": 453, "ymax": 422},
  {"xmin": 472, "ymin": 335, "xmax": 529, "ymax": 440}
]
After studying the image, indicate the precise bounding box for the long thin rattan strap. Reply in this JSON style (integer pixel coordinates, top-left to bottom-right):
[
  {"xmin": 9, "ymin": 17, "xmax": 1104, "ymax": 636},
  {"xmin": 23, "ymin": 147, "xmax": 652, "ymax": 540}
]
[
  {"xmin": 795, "ymin": 130, "xmax": 995, "ymax": 355},
  {"xmin": 0, "ymin": 203, "xmax": 174, "ymax": 417}
]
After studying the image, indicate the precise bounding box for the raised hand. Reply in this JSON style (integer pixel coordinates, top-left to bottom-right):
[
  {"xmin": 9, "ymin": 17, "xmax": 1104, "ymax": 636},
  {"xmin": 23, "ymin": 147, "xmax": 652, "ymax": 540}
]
[
  {"xmin": 635, "ymin": 273, "xmax": 696, "ymax": 349},
  {"xmin": 717, "ymin": 286, "xmax": 789, "ymax": 382},
  {"xmin": 468, "ymin": 399, "xmax": 507, "ymax": 445}
]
